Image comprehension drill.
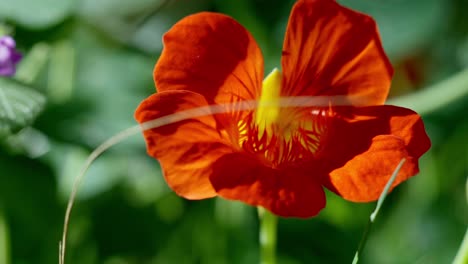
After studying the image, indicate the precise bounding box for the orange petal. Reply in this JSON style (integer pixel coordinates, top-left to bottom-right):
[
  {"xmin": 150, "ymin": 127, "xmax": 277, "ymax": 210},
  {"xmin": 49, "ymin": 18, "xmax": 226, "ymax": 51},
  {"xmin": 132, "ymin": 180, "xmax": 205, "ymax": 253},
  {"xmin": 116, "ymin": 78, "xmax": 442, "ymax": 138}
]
[
  {"xmin": 135, "ymin": 90, "xmax": 235, "ymax": 199},
  {"xmin": 319, "ymin": 105, "xmax": 431, "ymax": 201},
  {"xmin": 282, "ymin": 0, "xmax": 393, "ymax": 105},
  {"xmin": 210, "ymin": 153, "xmax": 326, "ymax": 218},
  {"xmin": 154, "ymin": 12, "xmax": 264, "ymax": 105}
]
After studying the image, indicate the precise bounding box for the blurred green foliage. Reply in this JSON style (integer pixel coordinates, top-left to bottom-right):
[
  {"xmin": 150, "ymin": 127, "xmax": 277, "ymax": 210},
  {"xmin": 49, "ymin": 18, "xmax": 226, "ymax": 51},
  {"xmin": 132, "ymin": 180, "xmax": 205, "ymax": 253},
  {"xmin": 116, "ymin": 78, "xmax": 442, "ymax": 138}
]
[{"xmin": 0, "ymin": 0, "xmax": 467, "ymax": 263}]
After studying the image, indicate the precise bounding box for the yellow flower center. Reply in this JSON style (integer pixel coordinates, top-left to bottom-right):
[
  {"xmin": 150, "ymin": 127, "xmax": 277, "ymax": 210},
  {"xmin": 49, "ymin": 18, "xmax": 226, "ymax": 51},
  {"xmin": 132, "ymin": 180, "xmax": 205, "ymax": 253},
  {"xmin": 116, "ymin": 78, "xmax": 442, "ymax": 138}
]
[
  {"xmin": 255, "ymin": 68, "xmax": 283, "ymax": 139},
  {"xmin": 237, "ymin": 69, "xmax": 329, "ymax": 168}
]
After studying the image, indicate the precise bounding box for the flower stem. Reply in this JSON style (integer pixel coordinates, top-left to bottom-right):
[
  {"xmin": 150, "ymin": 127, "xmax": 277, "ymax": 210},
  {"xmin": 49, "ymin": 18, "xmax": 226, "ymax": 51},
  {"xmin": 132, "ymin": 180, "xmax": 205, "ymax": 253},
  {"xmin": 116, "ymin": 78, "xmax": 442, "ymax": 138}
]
[
  {"xmin": 453, "ymin": 171, "xmax": 468, "ymax": 264},
  {"xmin": 0, "ymin": 206, "xmax": 10, "ymax": 264},
  {"xmin": 258, "ymin": 207, "xmax": 278, "ymax": 264},
  {"xmin": 453, "ymin": 227, "xmax": 468, "ymax": 264}
]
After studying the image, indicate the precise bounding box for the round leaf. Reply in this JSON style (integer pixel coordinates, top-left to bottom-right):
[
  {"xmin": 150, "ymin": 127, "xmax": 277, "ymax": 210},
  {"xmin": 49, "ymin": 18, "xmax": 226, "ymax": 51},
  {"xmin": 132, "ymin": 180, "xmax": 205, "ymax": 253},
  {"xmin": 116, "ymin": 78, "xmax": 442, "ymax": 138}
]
[{"xmin": 0, "ymin": 78, "xmax": 45, "ymax": 137}]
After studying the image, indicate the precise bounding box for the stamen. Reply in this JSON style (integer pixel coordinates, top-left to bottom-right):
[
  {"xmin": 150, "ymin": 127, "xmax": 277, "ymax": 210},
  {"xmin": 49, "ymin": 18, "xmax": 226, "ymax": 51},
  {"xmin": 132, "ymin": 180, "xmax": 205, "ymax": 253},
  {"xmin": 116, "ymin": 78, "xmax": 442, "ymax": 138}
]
[{"xmin": 255, "ymin": 68, "xmax": 282, "ymax": 137}]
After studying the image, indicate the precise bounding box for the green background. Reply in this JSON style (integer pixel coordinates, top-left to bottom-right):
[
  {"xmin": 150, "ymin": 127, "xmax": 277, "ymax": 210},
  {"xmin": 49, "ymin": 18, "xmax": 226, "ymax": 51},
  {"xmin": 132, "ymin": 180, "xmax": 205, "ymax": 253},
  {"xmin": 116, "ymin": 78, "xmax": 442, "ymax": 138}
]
[{"xmin": 0, "ymin": 0, "xmax": 467, "ymax": 263}]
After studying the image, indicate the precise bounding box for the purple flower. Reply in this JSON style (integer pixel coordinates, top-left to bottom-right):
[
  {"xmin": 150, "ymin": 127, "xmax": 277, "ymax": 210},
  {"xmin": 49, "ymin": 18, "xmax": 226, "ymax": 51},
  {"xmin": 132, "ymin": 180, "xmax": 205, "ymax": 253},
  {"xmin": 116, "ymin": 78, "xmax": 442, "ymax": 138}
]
[{"xmin": 0, "ymin": 36, "xmax": 22, "ymax": 77}]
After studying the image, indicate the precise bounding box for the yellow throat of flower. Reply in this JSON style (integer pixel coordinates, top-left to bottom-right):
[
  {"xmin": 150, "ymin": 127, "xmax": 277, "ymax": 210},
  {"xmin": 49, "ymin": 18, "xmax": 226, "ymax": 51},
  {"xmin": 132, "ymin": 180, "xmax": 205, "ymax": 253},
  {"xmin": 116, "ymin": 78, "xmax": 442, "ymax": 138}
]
[
  {"xmin": 255, "ymin": 68, "xmax": 283, "ymax": 139},
  {"xmin": 236, "ymin": 68, "xmax": 327, "ymax": 166}
]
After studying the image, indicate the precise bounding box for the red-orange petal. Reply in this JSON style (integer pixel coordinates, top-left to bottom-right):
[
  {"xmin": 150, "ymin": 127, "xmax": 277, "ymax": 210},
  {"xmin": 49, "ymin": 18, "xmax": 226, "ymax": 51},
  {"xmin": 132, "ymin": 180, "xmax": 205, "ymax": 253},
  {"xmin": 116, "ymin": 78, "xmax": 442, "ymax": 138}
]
[
  {"xmin": 318, "ymin": 105, "xmax": 431, "ymax": 201},
  {"xmin": 154, "ymin": 12, "xmax": 264, "ymax": 105},
  {"xmin": 210, "ymin": 153, "xmax": 326, "ymax": 218},
  {"xmin": 282, "ymin": 0, "xmax": 393, "ymax": 106},
  {"xmin": 135, "ymin": 90, "xmax": 235, "ymax": 199}
]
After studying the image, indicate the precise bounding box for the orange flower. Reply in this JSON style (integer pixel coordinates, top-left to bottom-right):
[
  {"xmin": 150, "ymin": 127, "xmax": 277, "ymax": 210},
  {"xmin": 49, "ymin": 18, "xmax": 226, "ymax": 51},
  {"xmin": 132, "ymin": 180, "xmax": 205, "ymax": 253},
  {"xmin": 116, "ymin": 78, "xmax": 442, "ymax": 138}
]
[{"xmin": 135, "ymin": 0, "xmax": 431, "ymax": 218}]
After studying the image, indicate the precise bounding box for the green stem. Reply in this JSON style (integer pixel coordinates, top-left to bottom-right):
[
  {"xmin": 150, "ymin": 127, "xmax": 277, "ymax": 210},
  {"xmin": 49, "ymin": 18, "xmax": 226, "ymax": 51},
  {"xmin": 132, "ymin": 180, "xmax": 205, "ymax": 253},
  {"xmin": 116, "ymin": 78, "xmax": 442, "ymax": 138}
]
[
  {"xmin": 451, "ymin": 165, "xmax": 468, "ymax": 264},
  {"xmin": 452, "ymin": 226, "xmax": 468, "ymax": 263},
  {"xmin": 258, "ymin": 207, "xmax": 278, "ymax": 264},
  {"xmin": 0, "ymin": 207, "xmax": 10, "ymax": 264}
]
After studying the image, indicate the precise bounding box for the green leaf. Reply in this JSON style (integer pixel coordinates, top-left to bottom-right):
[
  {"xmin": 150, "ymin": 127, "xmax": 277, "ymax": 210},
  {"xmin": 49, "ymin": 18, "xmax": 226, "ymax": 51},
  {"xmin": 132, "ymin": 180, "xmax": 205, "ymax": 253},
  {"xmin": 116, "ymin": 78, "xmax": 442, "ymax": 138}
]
[
  {"xmin": 0, "ymin": 0, "xmax": 75, "ymax": 29},
  {"xmin": 0, "ymin": 78, "xmax": 46, "ymax": 138}
]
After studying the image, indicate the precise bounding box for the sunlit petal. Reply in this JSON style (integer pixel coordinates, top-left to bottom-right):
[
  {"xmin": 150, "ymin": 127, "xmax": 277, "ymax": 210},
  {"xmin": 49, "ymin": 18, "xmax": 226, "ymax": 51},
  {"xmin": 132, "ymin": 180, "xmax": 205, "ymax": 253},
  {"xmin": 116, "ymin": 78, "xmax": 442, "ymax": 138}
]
[
  {"xmin": 154, "ymin": 12, "xmax": 264, "ymax": 105},
  {"xmin": 135, "ymin": 90, "xmax": 235, "ymax": 199},
  {"xmin": 282, "ymin": 0, "xmax": 392, "ymax": 105},
  {"xmin": 319, "ymin": 105, "xmax": 431, "ymax": 201}
]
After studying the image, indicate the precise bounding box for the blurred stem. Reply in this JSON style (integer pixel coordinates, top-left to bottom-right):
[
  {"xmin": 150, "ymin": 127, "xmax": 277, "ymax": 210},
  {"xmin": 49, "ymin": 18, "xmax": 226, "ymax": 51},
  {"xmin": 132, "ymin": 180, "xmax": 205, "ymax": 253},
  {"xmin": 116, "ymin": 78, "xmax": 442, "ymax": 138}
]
[
  {"xmin": 258, "ymin": 207, "xmax": 277, "ymax": 264},
  {"xmin": 0, "ymin": 207, "xmax": 11, "ymax": 264},
  {"xmin": 14, "ymin": 42, "xmax": 50, "ymax": 85},
  {"xmin": 452, "ymin": 172, "xmax": 468, "ymax": 264},
  {"xmin": 388, "ymin": 68, "xmax": 468, "ymax": 115},
  {"xmin": 453, "ymin": 228, "xmax": 468, "ymax": 264}
]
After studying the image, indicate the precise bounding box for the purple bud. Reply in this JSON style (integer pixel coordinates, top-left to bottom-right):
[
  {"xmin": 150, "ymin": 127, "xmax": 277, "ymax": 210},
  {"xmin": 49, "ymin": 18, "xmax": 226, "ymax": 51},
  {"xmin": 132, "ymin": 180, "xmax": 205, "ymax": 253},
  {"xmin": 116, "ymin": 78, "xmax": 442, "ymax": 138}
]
[{"xmin": 0, "ymin": 36, "xmax": 22, "ymax": 77}]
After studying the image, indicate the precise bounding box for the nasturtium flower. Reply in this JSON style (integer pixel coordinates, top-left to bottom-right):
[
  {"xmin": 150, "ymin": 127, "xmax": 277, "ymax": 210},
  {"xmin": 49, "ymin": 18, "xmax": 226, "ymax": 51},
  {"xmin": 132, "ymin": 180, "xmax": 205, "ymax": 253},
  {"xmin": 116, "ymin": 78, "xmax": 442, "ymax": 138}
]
[
  {"xmin": 135, "ymin": 0, "xmax": 431, "ymax": 218},
  {"xmin": 0, "ymin": 36, "xmax": 22, "ymax": 77}
]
